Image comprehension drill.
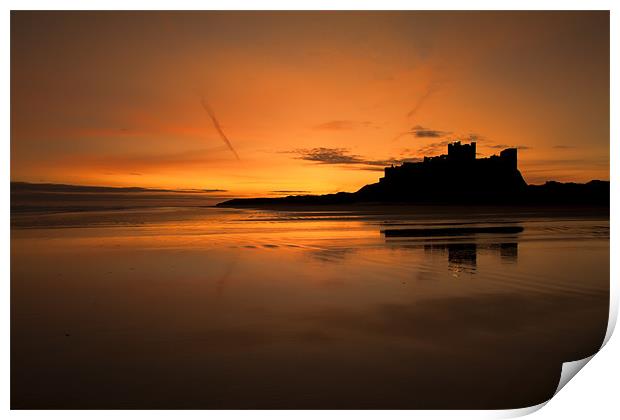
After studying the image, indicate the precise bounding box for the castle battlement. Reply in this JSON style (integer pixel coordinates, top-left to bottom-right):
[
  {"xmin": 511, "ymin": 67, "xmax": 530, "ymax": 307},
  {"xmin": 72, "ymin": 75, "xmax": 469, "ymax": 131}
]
[
  {"xmin": 379, "ymin": 141, "xmax": 523, "ymax": 193},
  {"xmin": 448, "ymin": 140, "xmax": 476, "ymax": 161}
]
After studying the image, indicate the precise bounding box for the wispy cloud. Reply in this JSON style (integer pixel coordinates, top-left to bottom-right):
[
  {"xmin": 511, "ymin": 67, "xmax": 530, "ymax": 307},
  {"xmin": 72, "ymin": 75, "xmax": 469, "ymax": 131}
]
[
  {"xmin": 294, "ymin": 148, "xmax": 364, "ymax": 165},
  {"xmin": 394, "ymin": 125, "xmax": 451, "ymax": 141},
  {"xmin": 487, "ymin": 144, "xmax": 532, "ymax": 150},
  {"xmin": 286, "ymin": 148, "xmax": 404, "ymax": 170},
  {"xmin": 415, "ymin": 140, "xmax": 452, "ymax": 156},
  {"xmin": 410, "ymin": 125, "xmax": 451, "ymax": 138},
  {"xmin": 270, "ymin": 190, "xmax": 311, "ymax": 194},
  {"xmin": 407, "ymin": 81, "xmax": 442, "ymax": 119},
  {"xmin": 553, "ymin": 145, "xmax": 575, "ymax": 149},
  {"xmin": 465, "ymin": 133, "xmax": 485, "ymax": 142},
  {"xmin": 200, "ymin": 97, "xmax": 240, "ymax": 160}
]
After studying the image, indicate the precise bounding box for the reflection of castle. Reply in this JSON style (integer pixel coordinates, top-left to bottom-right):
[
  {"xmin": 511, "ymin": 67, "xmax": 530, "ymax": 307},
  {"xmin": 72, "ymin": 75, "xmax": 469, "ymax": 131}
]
[
  {"xmin": 492, "ymin": 242, "xmax": 518, "ymax": 263},
  {"xmin": 366, "ymin": 141, "xmax": 526, "ymax": 201},
  {"xmin": 447, "ymin": 243, "xmax": 477, "ymax": 269},
  {"xmin": 423, "ymin": 242, "xmax": 518, "ymax": 274}
]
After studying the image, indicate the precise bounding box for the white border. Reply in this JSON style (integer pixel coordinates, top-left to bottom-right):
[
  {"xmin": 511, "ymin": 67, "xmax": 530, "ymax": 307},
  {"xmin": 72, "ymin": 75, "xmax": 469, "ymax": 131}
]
[{"xmin": 3, "ymin": 1, "xmax": 617, "ymax": 419}]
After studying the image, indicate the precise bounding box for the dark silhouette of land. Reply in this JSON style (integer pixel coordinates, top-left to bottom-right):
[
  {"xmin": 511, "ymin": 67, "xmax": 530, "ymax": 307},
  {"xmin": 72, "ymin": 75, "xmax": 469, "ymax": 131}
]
[
  {"xmin": 10, "ymin": 182, "xmax": 231, "ymax": 214},
  {"xmin": 10, "ymin": 182, "xmax": 227, "ymax": 194},
  {"xmin": 217, "ymin": 141, "xmax": 609, "ymax": 208},
  {"xmin": 382, "ymin": 225, "xmax": 524, "ymax": 237}
]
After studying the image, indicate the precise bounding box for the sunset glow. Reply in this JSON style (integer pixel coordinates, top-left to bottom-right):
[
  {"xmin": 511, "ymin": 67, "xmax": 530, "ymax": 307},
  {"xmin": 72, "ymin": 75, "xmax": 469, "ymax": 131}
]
[{"xmin": 11, "ymin": 11, "xmax": 609, "ymax": 196}]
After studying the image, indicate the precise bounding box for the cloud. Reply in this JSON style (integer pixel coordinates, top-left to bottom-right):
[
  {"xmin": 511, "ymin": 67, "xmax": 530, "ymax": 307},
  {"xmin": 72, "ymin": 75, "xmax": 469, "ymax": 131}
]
[
  {"xmin": 407, "ymin": 80, "xmax": 442, "ymax": 119},
  {"xmin": 394, "ymin": 125, "xmax": 451, "ymax": 141},
  {"xmin": 416, "ymin": 140, "xmax": 452, "ymax": 156},
  {"xmin": 294, "ymin": 148, "xmax": 363, "ymax": 165},
  {"xmin": 413, "ymin": 130, "xmax": 444, "ymax": 138},
  {"xmin": 270, "ymin": 190, "xmax": 311, "ymax": 194},
  {"xmin": 313, "ymin": 120, "xmax": 375, "ymax": 130},
  {"xmin": 358, "ymin": 166, "xmax": 391, "ymax": 172},
  {"xmin": 286, "ymin": 148, "xmax": 402, "ymax": 170},
  {"xmin": 410, "ymin": 125, "xmax": 451, "ymax": 138},
  {"xmin": 200, "ymin": 97, "xmax": 240, "ymax": 160},
  {"xmin": 553, "ymin": 145, "xmax": 575, "ymax": 149},
  {"xmin": 488, "ymin": 144, "xmax": 532, "ymax": 150},
  {"xmin": 466, "ymin": 133, "xmax": 486, "ymax": 142},
  {"xmin": 400, "ymin": 131, "xmax": 535, "ymax": 158}
]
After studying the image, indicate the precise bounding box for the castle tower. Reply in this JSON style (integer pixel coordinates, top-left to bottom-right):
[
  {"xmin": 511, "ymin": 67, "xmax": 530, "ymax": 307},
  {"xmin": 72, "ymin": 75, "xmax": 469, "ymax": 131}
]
[
  {"xmin": 500, "ymin": 148, "xmax": 518, "ymax": 170},
  {"xmin": 447, "ymin": 141, "xmax": 476, "ymax": 161}
]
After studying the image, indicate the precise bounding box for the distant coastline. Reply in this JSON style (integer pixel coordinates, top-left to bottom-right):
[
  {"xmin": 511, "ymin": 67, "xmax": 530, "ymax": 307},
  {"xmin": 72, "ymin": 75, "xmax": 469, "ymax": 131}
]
[{"xmin": 10, "ymin": 182, "xmax": 231, "ymax": 214}]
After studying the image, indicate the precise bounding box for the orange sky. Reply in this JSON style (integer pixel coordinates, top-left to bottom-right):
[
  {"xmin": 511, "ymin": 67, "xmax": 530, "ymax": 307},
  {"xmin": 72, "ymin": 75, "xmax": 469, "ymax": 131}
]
[{"xmin": 11, "ymin": 11, "xmax": 609, "ymax": 196}]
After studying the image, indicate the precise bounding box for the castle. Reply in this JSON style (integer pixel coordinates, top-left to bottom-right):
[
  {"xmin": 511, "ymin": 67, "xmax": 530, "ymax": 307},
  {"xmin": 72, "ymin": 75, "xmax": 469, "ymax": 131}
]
[
  {"xmin": 381, "ymin": 141, "xmax": 519, "ymax": 182},
  {"xmin": 359, "ymin": 141, "xmax": 526, "ymax": 201},
  {"xmin": 218, "ymin": 138, "xmax": 609, "ymax": 207}
]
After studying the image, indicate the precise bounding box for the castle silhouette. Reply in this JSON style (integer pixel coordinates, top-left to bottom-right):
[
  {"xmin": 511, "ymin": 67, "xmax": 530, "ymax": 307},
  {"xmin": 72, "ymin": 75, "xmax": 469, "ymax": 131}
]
[
  {"xmin": 383, "ymin": 141, "xmax": 518, "ymax": 182},
  {"xmin": 366, "ymin": 141, "xmax": 526, "ymax": 201},
  {"xmin": 218, "ymin": 140, "xmax": 608, "ymax": 207}
]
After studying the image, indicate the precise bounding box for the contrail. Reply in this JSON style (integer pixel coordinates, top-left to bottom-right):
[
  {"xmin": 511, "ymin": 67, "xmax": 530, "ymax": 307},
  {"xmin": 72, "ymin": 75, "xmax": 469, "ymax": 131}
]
[
  {"xmin": 407, "ymin": 81, "xmax": 441, "ymax": 118},
  {"xmin": 200, "ymin": 97, "xmax": 240, "ymax": 160}
]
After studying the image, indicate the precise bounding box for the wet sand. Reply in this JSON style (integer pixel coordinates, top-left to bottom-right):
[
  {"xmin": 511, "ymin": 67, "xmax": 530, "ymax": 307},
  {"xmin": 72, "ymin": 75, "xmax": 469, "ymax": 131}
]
[{"xmin": 11, "ymin": 206, "xmax": 609, "ymax": 409}]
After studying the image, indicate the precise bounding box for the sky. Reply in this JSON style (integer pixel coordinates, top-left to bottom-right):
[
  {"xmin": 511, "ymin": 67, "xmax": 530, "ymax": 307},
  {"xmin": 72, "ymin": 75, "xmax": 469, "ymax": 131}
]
[{"xmin": 11, "ymin": 11, "xmax": 609, "ymax": 196}]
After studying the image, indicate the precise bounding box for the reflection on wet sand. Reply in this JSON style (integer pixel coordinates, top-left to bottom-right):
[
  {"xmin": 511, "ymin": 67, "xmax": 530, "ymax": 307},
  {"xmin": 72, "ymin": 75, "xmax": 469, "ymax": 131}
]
[
  {"xmin": 10, "ymin": 207, "xmax": 609, "ymax": 409},
  {"xmin": 447, "ymin": 243, "xmax": 477, "ymax": 273},
  {"xmin": 307, "ymin": 247, "xmax": 356, "ymax": 263},
  {"xmin": 215, "ymin": 257, "xmax": 238, "ymax": 296},
  {"xmin": 497, "ymin": 242, "xmax": 519, "ymax": 262},
  {"xmin": 386, "ymin": 233, "xmax": 519, "ymax": 275}
]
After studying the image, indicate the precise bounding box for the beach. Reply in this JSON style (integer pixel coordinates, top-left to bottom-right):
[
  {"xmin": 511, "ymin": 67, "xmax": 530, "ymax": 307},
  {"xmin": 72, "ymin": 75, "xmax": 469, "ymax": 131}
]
[{"xmin": 11, "ymin": 205, "xmax": 609, "ymax": 409}]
